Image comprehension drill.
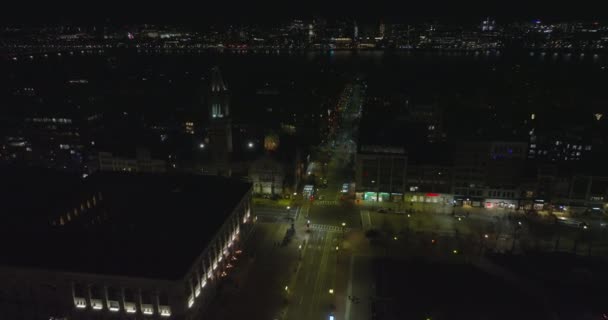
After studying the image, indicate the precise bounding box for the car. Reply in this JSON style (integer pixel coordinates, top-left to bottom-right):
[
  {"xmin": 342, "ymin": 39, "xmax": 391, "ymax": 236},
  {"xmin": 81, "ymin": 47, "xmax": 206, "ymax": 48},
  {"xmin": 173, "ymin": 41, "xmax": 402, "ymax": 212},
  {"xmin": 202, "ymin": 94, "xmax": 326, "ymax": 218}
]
[
  {"xmin": 556, "ymin": 217, "xmax": 587, "ymax": 228},
  {"xmin": 454, "ymin": 213, "xmax": 467, "ymax": 220}
]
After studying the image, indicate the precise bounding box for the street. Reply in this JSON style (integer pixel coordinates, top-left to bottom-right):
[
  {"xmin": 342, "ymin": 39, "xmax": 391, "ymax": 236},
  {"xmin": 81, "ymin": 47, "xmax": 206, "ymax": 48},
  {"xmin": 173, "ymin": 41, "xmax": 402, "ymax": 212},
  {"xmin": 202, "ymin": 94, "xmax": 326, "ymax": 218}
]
[{"xmin": 207, "ymin": 78, "xmax": 608, "ymax": 320}]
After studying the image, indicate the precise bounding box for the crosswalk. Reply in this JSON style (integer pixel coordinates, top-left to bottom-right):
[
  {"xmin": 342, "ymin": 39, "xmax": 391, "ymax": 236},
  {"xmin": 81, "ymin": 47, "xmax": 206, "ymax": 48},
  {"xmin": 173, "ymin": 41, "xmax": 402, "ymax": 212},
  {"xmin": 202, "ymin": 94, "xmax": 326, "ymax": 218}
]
[
  {"xmin": 254, "ymin": 207, "xmax": 297, "ymax": 222},
  {"xmin": 313, "ymin": 200, "xmax": 338, "ymax": 206},
  {"xmin": 309, "ymin": 224, "xmax": 351, "ymax": 232}
]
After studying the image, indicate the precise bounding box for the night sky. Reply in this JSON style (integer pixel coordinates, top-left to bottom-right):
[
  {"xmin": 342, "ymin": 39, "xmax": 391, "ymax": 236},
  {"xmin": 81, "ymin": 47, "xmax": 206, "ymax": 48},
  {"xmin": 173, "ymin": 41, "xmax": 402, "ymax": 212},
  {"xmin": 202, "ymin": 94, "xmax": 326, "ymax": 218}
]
[{"xmin": 2, "ymin": 0, "xmax": 606, "ymax": 25}]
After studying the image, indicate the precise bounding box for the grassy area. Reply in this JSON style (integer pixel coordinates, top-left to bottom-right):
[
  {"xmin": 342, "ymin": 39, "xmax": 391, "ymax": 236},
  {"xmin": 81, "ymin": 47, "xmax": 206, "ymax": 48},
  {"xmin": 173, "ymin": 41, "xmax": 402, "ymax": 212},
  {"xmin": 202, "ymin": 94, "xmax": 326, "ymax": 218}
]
[{"xmin": 252, "ymin": 197, "xmax": 292, "ymax": 208}]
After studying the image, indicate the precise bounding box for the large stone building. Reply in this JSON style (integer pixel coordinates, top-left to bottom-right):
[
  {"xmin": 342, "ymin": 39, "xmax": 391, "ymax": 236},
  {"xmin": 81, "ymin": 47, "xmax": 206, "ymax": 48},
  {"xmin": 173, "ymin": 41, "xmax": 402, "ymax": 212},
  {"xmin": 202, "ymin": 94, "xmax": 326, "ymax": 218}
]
[
  {"xmin": 248, "ymin": 154, "xmax": 286, "ymax": 196},
  {"xmin": 0, "ymin": 168, "xmax": 253, "ymax": 320}
]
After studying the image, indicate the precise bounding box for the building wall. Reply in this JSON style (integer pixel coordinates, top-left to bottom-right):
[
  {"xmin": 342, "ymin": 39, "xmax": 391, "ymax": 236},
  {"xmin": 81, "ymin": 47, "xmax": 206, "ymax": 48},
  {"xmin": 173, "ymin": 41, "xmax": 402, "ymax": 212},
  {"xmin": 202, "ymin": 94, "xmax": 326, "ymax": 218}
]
[
  {"xmin": 183, "ymin": 189, "xmax": 253, "ymax": 319},
  {"xmin": 406, "ymin": 165, "xmax": 451, "ymax": 193},
  {"xmin": 249, "ymin": 156, "xmax": 285, "ymax": 196},
  {"xmin": 355, "ymin": 151, "xmax": 407, "ymax": 199},
  {"xmin": 0, "ymin": 188, "xmax": 254, "ymax": 320},
  {"xmin": 90, "ymin": 150, "xmax": 166, "ymax": 174},
  {"xmin": 452, "ymin": 141, "xmax": 527, "ymax": 196},
  {"xmin": 0, "ymin": 267, "xmax": 179, "ymax": 320}
]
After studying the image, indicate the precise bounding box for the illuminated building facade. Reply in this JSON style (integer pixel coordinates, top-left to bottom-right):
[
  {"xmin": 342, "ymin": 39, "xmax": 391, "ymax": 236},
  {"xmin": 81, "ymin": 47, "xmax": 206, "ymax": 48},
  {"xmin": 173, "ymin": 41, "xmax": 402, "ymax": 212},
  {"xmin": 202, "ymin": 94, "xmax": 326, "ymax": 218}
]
[{"xmin": 0, "ymin": 169, "xmax": 253, "ymax": 320}]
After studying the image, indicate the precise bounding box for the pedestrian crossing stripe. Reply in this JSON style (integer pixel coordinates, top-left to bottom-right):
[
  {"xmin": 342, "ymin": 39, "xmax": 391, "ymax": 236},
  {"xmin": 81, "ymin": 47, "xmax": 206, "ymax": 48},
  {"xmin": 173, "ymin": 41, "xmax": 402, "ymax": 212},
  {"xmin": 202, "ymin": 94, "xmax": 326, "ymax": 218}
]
[
  {"xmin": 309, "ymin": 224, "xmax": 351, "ymax": 232},
  {"xmin": 314, "ymin": 200, "xmax": 338, "ymax": 206}
]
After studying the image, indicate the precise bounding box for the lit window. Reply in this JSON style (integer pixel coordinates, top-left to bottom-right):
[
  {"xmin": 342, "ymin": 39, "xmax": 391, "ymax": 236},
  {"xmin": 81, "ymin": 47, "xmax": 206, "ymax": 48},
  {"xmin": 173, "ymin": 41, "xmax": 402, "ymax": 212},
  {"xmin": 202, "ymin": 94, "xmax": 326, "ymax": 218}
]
[
  {"xmin": 142, "ymin": 305, "xmax": 154, "ymax": 315},
  {"xmin": 160, "ymin": 308, "xmax": 171, "ymax": 317}
]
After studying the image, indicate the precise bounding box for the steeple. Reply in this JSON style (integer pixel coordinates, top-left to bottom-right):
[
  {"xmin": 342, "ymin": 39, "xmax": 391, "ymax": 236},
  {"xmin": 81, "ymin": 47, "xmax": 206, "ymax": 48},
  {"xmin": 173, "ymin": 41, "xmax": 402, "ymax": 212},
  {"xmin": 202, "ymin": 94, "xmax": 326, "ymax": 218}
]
[
  {"xmin": 209, "ymin": 67, "xmax": 230, "ymax": 119},
  {"xmin": 207, "ymin": 67, "xmax": 233, "ymax": 163},
  {"xmin": 210, "ymin": 66, "xmax": 228, "ymax": 93}
]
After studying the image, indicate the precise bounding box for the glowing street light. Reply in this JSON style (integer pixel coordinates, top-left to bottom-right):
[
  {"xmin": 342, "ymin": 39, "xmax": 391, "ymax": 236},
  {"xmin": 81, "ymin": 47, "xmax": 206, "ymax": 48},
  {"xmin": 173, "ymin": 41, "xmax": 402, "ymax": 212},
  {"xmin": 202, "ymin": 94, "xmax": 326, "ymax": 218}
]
[
  {"xmin": 287, "ymin": 206, "xmax": 291, "ymax": 210},
  {"xmin": 248, "ymin": 142, "xmax": 254, "ymax": 148},
  {"xmin": 328, "ymin": 288, "xmax": 334, "ymax": 294},
  {"xmin": 284, "ymin": 286, "xmax": 289, "ymax": 292},
  {"xmin": 341, "ymin": 222, "xmax": 346, "ymax": 227},
  {"xmin": 199, "ymin": 143, "xmax": 205, "ymax": 149}
]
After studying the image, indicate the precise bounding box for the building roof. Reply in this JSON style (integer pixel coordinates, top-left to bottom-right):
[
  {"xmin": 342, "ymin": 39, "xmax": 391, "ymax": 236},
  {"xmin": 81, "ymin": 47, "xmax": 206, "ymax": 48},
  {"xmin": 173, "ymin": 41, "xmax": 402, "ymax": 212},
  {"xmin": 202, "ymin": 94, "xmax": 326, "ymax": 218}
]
[{"xmin": 0, "ymin": 167, "xmax": 251, "ymax": 280}]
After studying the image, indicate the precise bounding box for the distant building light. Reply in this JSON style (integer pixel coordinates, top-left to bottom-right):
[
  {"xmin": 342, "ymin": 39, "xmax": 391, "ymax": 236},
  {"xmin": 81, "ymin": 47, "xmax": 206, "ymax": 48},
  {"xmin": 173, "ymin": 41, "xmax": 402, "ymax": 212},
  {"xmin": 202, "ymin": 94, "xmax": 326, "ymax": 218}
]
[
  {"xmin": 248, "ymin": 142, "xmax": 254, "ymax": 148},
  {"xmin": 199, "ymin": 143, "xmax": 205, "ymax": 149}
]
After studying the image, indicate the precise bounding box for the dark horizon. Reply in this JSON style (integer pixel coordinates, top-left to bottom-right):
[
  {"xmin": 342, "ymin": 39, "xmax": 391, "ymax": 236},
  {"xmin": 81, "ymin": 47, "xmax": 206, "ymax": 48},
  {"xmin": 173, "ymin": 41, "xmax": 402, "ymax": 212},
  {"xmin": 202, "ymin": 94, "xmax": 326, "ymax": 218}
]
[{"xmin": 2, "ymin": 0, "xmax": 606, "ymax": 26}]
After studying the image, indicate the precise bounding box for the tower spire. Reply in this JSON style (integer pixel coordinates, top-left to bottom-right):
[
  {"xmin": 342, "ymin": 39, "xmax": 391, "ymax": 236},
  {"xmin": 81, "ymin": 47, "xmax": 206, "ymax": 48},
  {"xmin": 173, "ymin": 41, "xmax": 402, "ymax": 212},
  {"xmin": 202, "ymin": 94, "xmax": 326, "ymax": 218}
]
[
  {"xmin": 209, "ymin": 67, "xmax": 230, "ymax": 119},
  {"xmin": 210, "ymin": 66, "xmax": 228, "ymax": 93}
]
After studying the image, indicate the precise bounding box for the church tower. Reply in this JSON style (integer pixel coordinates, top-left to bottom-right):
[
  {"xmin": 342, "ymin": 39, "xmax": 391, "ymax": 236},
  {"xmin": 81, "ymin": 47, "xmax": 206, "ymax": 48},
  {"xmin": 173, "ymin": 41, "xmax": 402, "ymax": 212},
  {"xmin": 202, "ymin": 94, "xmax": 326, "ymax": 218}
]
[{"xmin": 208, "ymin": 67, "xmax": 233, "ymax": 164}]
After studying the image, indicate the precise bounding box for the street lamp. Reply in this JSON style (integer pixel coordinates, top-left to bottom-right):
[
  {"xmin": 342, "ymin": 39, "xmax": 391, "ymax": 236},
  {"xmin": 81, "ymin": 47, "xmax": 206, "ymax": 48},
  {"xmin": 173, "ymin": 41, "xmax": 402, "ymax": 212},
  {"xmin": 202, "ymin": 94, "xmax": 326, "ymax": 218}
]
[
  {"xmin": 328, "ymin": 289, "xmax": 334, "ymax": 294},
  {"xmin": 248, "ymin": 142, "xmax": 254, "ymax": 149},
  {"xmin": 287, "ymin": 206, "xmax": 291, "ymax": 210}
]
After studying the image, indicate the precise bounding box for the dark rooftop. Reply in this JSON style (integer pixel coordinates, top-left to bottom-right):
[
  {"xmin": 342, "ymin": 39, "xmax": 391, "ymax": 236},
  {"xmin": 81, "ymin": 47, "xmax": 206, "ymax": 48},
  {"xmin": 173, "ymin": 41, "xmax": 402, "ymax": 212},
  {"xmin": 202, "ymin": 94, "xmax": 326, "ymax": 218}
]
[{"xmin": 0, "ymin": 167, "xmax": 251, "ymax": 280}]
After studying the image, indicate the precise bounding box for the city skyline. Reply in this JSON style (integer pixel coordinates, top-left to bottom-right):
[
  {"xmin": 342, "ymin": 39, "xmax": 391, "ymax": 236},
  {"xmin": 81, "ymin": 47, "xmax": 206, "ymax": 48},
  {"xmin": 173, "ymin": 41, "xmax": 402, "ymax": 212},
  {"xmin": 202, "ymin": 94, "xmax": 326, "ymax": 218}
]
[{"xmin": 1, "ymin": 4, "xmax": 608, "ymax": 320}]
